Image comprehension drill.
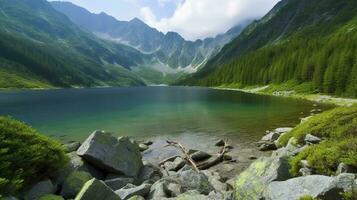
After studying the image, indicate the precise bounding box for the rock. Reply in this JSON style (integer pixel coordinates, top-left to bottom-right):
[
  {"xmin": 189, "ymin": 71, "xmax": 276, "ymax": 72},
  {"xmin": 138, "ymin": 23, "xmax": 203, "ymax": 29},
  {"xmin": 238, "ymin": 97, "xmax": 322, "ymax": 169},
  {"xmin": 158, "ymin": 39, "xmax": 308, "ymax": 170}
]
[
  {"xmin": 188, "ymin": 149, "xmax": 198, "ymax": 154},
  {"xmin": 299, "ymin": 168, "xmax": 312, "ymax": 176},
  {"xmin": 223, "ymin": 154, "xmax": 233, "ymax": 161},
  {"xmin": 248, "ymin": 155, "xmax": 257, "ymax": 160},
  {"xmin": 190, "ymin": 151, "xmax": 212, "ymax": 162},
  {"xmin": 215, "ymin": 139, "xmax": 225, "ymax": 146},
  {"xmin": 203, "ymin": 171, "xmax": 227, "ymax": 192},
  {"xmin": 127, "ymin": 195, "xmax": 145, "ymax": 200},
  {"xmin": 38, "ymin": 194, "xmax": 64, "ymax": 200},
  {"xmin": 300, "ymin": 160, "xmax": 310, "ymax": 168},
  {"xmin": 226, "ymin": 178, "xmax": 235, "ymax": 190},
  {"xmin": 105, "ymin": 177, "xmax": 135, "ymax": 191},
  {"xmin": 143, "ymin": 141, "xmax": 153, "ymax": 146},
  {"xmin": 115, "ymin": 183, "xmax": 151, "ymax": 200},
  {"xmin": 75, "ymin": 178, "xmax": 120, "ymax": 200},
  {"xmin": 77, "ymin": 131, "xmax": 143, "ymax": 177},
  {"xmin": 274, "ymin": 127, "xmax": 293, "ymax": 134},
  {"xmin": 159, "ymin": 155, "xmax": 180, "ymax": 166},
  {"xmin": 60, "ymin": 171, "xmax": 93, "ymax": 199},
  {"xmin": 177, "ymin": 169, "xmax": 214, "ymax": 195},
  {"xmin": 138, "ymin": 162, "xmax": 163, "ymax": 184},
  {"xmin": 234, "ymin": 156, "xmax": 291, "ymax": 200},
  {"xmin": 63, "ymin": 142, "xmax": 81, "ymax": 153},
  {"xmin": 263, "ymin": 173, "xmax": 356, "ymax": 200},
  {"xmin": 67, "ymin": 152, "xmax": 104, "ymax": 179},
  {"xmin": 166, "ymin": 183, "xmax": 183, "ymax": 197},
  {"xmin": 261, "ymin": 132, "xmax": 280, "ymax": 142},
  {"xmin": 164, "ymin": 157, "xmax": 186, "ymax": 171},
  {"xmin": 304, "ymin": 134, "xmax": 321, "ymax": 144},
  {"xmin": 138, "ymin": 144, "xmax": 148, "ymax": 152},
  {"xmin": 259, "ymin": 142, "xmax": 277, "ymax": 151},
  {"xmin": 24, "ymin": 179, "xmax": 56, "ymax": 200},
  {"xmin": 148, "ymin": 179, "xmax": 169, "ymax": 199},
  {"xmin": 336, "ymin": 163, "xmax": 357, "ymax": 175}
]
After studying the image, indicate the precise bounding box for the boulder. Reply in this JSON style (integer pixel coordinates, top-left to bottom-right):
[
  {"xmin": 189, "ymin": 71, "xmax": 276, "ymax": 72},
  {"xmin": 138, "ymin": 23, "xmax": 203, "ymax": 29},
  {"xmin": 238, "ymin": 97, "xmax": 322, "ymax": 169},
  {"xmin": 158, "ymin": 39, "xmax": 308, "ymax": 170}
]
[
  {"xmin": 163, "ymin": 157, "xmax": 186, "ymax": 171},
  {"xmin": 60, "ymin": 171, "xmax": 93, "ymax": 199},
  {"xmin": 215, "ymin": 139, "xmax": 225, "ymax": 146},
  {"xmin": 24, "ymin": 179, "xmax": 56, "ymax": 200},
  {"xmin": 203, "ymin": 171, "xmax": 227, "ymax": 192},
  {"xmin": 166, "ymin": 183, "xmax": 183, "ymax": 197},
  {"xmin": 63, "ymin": 142, "xmax": 81, "ymax": 153},
  {"xmin": 148, "ymin": 177, "xmax": 182, "ymax": 199},
  {"xmin": 115, "ymin": 183, "xmax": 151, "ymax": 200},
  {"xmin": 77, "ymin": 131, "xmax": 143, "ymax": 177},
  {"xmin": 177, "ymin": 169, "xmax": 214, "ymax": 195},
  {"xmin": 234, "ymin": 156, "xmax": 291, "ymax": 200},
  {"xmin": 274, "ymin": 127, "xmax": 293, "ymax": 134},
  {"xmin": 261, "ymin": 132, "xmax": 280, "ymax": 142},
  {"xmin": 138, "ymin": 162, "xmax": 163, "ymax": 184},
  {"xmin": 75, "ymin": 178, "xmax": 120, "ymax": 200},
  {"xmin": 67, "ymin": 152, "xmax": 104, "ymax": 179},
  {"xmin": 304, "ymin": 134, "xmax": 321, "ymax": 144},
  {"xmin": 159, "ymin": 155, "xmax": 180, "ymax": 166},
  {"xmin": 190, "ymin": 151, "xmax": 212, "ymax": 162},
  {"xmin": 105, "ymin": 177, "xmax": 135, "ymax": 191},
  {"xmin": 263, "ymin": 173, "xmax": 356, "ymax": 200},
  {"xmin": 143, "ymin": 141, "xmax": 153, "ymax": 146},
  {"xmin": 299, "ymin": 168, "xmax": 312, "ymax": 176}
]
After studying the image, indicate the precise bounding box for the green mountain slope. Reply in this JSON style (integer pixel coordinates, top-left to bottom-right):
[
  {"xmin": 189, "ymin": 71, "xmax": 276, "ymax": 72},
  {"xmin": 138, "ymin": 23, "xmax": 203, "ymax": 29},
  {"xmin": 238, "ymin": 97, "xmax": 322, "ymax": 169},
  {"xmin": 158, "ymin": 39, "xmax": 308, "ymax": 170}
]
[
  {"xmin": 180, "ymin": 0, "xmax": 357, "ymax": 97},
  {"xmin": 0, "ymin": 0, "xmax": 146, "ymax": 88}
]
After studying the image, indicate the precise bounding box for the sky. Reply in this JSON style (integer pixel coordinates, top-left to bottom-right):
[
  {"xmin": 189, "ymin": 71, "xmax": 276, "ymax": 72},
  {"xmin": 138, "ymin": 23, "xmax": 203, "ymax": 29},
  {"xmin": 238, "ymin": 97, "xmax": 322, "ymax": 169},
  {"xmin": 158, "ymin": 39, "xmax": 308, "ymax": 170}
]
[{"xmin": 50, "ymin": 0, "xmax": 281, "ymax": 41}]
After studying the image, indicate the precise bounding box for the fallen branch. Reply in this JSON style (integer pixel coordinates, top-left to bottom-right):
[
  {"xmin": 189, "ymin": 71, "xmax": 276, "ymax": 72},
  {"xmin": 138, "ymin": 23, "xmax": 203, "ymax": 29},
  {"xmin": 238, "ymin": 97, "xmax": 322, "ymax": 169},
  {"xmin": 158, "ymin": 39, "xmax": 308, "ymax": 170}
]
[
  {"xmin": 197, "ymin": 139, "xmax": 228, "ymax": 170},
  {"xmin": 165, "ymin": 140, "xmax": 200, "ymax": 172}
]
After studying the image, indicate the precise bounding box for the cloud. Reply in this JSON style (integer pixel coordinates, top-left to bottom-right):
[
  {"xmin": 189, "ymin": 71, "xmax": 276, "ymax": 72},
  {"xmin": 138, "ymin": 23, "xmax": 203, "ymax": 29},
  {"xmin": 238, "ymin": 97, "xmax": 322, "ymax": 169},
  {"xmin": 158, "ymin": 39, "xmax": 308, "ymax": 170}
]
[{"xmin": 140, "ymin": 0, "xmax": 281, "ymax": 41}]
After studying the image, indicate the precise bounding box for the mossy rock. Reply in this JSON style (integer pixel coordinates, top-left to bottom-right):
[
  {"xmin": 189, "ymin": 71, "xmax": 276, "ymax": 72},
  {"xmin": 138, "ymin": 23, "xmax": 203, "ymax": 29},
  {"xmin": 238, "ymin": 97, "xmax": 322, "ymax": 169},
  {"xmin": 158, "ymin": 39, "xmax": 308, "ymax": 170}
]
[{"xmin": 61, "ymin": 171, "xmax": 92, "ymax": 198}]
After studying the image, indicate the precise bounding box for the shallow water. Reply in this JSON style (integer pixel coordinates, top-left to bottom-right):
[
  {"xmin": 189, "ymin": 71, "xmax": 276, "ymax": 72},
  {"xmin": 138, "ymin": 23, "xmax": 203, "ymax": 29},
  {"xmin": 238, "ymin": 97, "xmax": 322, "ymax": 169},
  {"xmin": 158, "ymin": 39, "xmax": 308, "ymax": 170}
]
[{"xmin": 0, "ymin": 86, "xmax": 329, "ymax": 158}]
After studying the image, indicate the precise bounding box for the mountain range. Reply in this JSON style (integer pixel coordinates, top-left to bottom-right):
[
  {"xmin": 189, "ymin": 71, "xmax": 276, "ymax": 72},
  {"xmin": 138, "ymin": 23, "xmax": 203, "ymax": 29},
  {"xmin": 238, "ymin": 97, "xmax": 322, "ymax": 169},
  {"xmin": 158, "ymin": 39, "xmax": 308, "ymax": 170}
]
[{"xmin": 180, "ymin": 0, "xmax": 357, "ymax": 98}]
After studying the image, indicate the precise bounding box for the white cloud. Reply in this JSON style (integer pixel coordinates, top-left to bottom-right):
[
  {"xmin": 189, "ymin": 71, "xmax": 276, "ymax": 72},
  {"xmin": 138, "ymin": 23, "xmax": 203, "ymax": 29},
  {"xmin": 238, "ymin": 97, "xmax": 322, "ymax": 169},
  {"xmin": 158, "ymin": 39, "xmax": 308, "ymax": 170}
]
[{"xmin": 141, "ymin": 0, "xmax": 281, "ymax": 41}]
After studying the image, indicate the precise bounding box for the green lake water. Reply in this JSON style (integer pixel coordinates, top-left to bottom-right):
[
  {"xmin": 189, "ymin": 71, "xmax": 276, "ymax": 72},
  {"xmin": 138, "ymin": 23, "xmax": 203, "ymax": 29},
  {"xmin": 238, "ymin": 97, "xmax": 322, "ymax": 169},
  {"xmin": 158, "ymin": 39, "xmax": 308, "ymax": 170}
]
[{"xmin": 0, "ymin": 86, "xmax": 328, "ymax": 155}]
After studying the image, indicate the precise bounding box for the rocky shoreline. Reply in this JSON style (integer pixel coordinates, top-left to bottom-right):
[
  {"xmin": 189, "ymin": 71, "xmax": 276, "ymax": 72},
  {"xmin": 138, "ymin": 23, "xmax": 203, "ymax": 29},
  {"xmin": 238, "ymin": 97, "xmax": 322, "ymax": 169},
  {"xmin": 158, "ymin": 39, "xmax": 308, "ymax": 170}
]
[{"xmin": 5, "ymin": 116, "xmax": 357, "ymax": 200}]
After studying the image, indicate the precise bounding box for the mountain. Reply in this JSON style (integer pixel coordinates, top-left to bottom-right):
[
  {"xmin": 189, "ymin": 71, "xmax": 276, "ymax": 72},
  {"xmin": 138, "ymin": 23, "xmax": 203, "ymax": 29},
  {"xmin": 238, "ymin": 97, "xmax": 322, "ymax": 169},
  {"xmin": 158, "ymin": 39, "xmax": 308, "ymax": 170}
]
[
  {"xmin": 180, "ymin": 0, "xmax": 357, "ymax": 98},
  {"xmin": 0, "ymin": 0, "xmax": 149, "ymax": 88},
  {"xmin": 51, "ymin": 1, "xmax": 246, "ymax": 74}
]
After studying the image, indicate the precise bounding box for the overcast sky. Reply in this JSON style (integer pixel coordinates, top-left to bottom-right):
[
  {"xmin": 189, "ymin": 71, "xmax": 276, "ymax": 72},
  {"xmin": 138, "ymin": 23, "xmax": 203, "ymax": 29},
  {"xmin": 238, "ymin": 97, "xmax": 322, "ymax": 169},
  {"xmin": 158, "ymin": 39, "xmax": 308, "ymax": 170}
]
[{"xmin": 50, "ymin": 0, "xmax": 281, "ymax": 41}]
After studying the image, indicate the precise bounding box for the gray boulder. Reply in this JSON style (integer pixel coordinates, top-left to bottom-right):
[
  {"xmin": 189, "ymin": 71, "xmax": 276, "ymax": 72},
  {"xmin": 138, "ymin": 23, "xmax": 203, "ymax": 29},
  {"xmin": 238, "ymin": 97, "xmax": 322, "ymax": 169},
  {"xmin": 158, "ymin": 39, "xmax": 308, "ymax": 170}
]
[
  {"xmin": 105, "ymin": 177, "xmax": 135, "ymax": 191},
  {"xmin": 75, "ymin": 178, "xmax": 120, "ymax": 200},
  {"xmin": 138, "ymin": 162, "xmax": 163, "ymax": 184},
  {"xmin": 159, "ymin": 155, "xmax": 180, "ymax": 166},
  {"xmin": 259, "ymin": 142, "xmax": 277, "ymax": 151},
  {"xmin": 274, "ymin": 127, "xmax": 293, "ymax": 134},
  {"xmin": 138, "ymin": 144, "xmax": 148, "ymax": 152},
  {"xmin": 336, "ymin": 163, "xmax": 357, "ymax": 175},
  {"xmin": 77, "ymin": 131, "xmax": 143, "ymax": 177},
  {"xmin": 164, "ymin": 157, "xmax": 186, "ymax": 171},
  {"xmin": 148, "ymin": 177, "xmax": 181, "ymax": 199},
  {"xmin": 24, "ymin": 179, "xmax": 56, "ymax": 200},
  {"xmin": 61, "ymin": 171, "xmax": 93, "ymax": 199},
  {"xmin": 190, "ymin": 151, "xmax": 212, "ymax": 162},
  {"xmin": 233, "ymin": 156, "xmax": 291, "ymax": 200},
  {"xmin": 115, "ymin": 183, "xmax": 151, "ymax": 200},
  {"xmin": 261, "ymin": 132, "xmax": 280, "ymax": 142},
  {"xmin": 166, "ymin": 183, "xmax": 183, "ymax": 197},
  {"xmin": 67, "ymin": 152, "xmax": 104, "ymax": 179},
  {"xmin": 203, "ymin": 170, "xmax": 227, "ymax": 192},
  {"xmin": 63, "ymin": 142, "xmax": 81, "ymax": 153},
  {"xmin": 305, "ymin": 134, "xmax": 321, "ymax": 144},
  {"xmin": 263, "ymin": 173, "xmax": 356, "ymax": 200},
  {"xmin": 177, "ymin": 169, "xmax": 214, "ymax": 195}
]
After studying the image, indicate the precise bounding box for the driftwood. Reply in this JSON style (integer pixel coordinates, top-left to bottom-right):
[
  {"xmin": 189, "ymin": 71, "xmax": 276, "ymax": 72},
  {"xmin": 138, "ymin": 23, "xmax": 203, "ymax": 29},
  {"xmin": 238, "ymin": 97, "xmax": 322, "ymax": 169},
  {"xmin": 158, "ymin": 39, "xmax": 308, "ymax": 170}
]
[
  {"xmin": 165, "ymin": 139, "xmax": 229, "ymax": 171},
  {"xmin": 166, "ymin": 140, "xmax": 200, "ymax": 171},
  {"xmin": 197, "ymin": 139, "xmax": 228, "ymax": 170}
]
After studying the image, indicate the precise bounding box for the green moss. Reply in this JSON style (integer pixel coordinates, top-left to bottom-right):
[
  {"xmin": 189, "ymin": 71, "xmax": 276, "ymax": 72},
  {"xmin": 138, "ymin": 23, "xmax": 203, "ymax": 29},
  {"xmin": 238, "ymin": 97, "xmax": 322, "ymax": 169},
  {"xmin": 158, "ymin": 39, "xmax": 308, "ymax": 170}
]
[
  {"xmin": 298, "ymin": 195, "xmax": 317, "ymax": 200},
  {"xmin": 278, "ymin": 106, "xmax": 357, "ymax": 176},
  {"xmin": 38, "ymin": 194, "xmax": 65, "ymax": 200},
  {"xmin": 65, "ymin": 171, "xmax": 92, "ymax": 195},
  {"xmin": 0, "ymin": 117, "xmax": 68, "ymax": 195}
]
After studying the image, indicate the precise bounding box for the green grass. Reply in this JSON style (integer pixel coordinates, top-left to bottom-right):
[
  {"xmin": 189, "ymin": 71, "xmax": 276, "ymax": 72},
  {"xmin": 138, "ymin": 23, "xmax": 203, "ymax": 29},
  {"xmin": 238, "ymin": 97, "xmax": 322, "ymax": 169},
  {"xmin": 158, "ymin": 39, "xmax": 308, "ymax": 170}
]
[
  {"xmin": 0, "ymin": 116, "xmax": 68, "ymax": 195},
  {"xmin": 277, "ymin": 106, "xmax": 357, "ymax": 176}
]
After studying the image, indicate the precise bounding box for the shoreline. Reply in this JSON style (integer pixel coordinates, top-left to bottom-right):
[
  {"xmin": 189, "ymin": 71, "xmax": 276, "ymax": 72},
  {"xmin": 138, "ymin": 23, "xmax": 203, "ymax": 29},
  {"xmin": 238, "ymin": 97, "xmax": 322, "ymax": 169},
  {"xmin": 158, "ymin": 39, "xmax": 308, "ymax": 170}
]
[{"xmin": 213, "ymin": 86, "xmax": 357, "ymax": 107}]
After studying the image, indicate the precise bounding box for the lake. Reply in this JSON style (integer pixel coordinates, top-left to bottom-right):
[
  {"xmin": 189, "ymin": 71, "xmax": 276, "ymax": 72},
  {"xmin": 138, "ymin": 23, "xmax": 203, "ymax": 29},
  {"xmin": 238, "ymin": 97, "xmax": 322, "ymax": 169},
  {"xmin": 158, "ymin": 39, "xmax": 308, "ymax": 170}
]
[{"xmin": 0, "ymin": 86, "xmax": 328, "ymax": 149}]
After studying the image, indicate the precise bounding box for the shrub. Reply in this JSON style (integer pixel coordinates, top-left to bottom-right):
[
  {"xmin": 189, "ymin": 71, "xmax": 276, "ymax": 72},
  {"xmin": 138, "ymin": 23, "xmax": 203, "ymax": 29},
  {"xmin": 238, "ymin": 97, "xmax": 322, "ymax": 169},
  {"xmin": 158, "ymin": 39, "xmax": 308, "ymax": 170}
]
[
  {"xmin": 283, "ymin": 106, "xmax": 357, "ymax": 176},
  {"xmin": 0, "ymin": 116, "xmax": 67, "ymax": 195}
]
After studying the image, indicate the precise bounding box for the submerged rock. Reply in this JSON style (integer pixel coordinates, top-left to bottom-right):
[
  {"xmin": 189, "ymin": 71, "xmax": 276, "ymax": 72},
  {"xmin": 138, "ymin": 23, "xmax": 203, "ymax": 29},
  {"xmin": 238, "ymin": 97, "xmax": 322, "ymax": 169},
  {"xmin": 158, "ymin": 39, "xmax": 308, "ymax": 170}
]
[
  {"xmin": 75, "ymin": 178, "xmax": 120, "ymax": 200},
  {"xmin": 77, "ymin": 131, "xmax": 143, "ymax": 177}
]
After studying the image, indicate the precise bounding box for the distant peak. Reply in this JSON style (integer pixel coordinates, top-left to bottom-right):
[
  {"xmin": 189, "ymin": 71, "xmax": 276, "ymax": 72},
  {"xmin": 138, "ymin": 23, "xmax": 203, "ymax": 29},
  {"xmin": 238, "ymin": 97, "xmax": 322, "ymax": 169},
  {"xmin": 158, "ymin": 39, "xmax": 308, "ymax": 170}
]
[{"xmin": 130, "ymin": 17, "xmax": 144, "ymax": 24}]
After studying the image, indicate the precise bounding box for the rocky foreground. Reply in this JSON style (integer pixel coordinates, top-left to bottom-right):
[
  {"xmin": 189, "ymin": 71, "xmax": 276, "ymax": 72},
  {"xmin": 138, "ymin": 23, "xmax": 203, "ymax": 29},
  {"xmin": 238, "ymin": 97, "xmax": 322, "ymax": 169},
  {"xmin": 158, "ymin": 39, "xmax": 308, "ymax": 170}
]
[{"xmin": 8, "ymin": 118, "xmax": 357, "ymax": 200}]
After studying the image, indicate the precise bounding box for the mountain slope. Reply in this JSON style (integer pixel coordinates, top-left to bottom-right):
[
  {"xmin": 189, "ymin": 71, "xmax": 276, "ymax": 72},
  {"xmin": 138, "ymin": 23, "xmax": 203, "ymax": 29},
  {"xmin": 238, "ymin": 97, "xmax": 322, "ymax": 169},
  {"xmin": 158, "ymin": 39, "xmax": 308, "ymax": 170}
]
[
  {"xmin": 0, "ymin": 0, "xmax": 147, "ymax": 88},
  {"xmin": 51, "ymin": 1, "xmax": 246, "ymax": 72},
  {"xmin": 181, "ymin": 0, "xmax": 357, "ymax": 97}
]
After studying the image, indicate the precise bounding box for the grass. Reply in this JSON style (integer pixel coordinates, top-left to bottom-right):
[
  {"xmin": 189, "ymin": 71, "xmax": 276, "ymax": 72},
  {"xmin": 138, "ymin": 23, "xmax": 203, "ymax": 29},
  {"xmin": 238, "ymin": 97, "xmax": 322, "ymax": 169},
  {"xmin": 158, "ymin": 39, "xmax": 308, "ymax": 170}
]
[
  {"xmin": 0, "ymin": 116, "xmax": 68, "ymax": 195},
  {"xmin": 276, "ymin": 106, "xmax": 357, "ymax": 176}
]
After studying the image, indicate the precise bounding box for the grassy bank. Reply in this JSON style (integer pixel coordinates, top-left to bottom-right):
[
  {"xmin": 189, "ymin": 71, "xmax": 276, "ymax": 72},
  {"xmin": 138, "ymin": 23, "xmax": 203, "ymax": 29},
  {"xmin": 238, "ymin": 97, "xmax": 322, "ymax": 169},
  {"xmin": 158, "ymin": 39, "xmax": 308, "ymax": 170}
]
[{"xmin": 214, "ymin": 81, "xmax": 357, "ymax": 106}]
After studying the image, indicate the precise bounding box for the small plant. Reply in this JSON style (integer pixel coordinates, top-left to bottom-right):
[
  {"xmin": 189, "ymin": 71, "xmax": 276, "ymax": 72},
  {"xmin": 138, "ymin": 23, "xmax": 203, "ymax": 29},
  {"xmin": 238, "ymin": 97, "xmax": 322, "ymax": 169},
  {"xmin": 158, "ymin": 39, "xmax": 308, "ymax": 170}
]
[{"xmin": 0, "ymin": 116, "xmax": 68, "ymax": 195}]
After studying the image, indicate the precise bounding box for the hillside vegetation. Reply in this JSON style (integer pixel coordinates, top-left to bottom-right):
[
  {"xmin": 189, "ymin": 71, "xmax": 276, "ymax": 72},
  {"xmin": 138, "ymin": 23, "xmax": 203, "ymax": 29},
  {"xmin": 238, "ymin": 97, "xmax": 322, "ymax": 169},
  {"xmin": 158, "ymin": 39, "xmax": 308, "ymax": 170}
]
[{"xmin": 180, "ymin": 0, "xmax": 357, "ymax": 98}]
